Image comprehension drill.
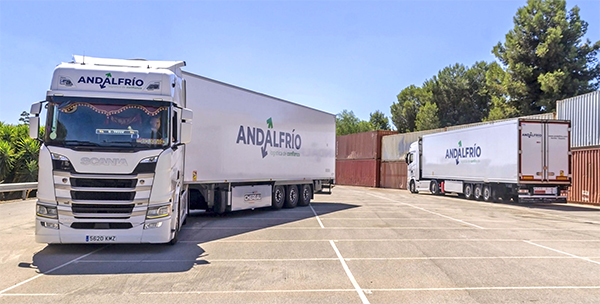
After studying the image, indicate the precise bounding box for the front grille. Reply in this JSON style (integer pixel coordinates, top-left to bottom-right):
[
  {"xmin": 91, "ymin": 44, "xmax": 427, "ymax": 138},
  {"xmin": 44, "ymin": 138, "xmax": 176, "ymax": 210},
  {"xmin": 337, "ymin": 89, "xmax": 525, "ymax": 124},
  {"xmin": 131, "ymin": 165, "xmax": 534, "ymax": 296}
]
[
  {"xmin": 72, "ymin": 203, "xmax": 135, "ymax": 214},
  {"xmin": 71, "ymin": 178, "xmax": 137, "ymax": 188},
  {"xmin": 70, "ymin": 222, "xmax": 133, "ymax": 229},
  {"xmin": 71, "ymin": 191, "xmax": 135, "ymax": 201}
]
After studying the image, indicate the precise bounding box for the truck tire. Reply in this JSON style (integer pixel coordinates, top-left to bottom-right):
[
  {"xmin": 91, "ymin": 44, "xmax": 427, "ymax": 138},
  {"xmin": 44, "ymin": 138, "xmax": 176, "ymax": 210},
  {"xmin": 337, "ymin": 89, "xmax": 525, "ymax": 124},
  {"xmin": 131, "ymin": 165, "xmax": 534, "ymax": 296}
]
[
  {"xmin": 474, "ymin": 184, "xmax": 483, "ymax": 200},
  {"xmin": 284, "ymin": 185, "xmax": 299, "ymax": 208},
  {"xmin": 298, "ymin": 184, "xmax": 311, "ymax": 207},
  {"xmin": 168, "ymin": 212, "xmax": 180, "ymax": 245},
  {"xmin": 409, "ymin": 180, "xmax": 418, "ymax": 194},
  {"xmin": 464, "ymin": 184, "xmax": 473, "ymax": 200},
  {"xmin": 483, "ymin": 185, "xmax": 492, "ymax": 202},
  {"xmin": 213, "ymin": 191, "xmax": 227, "ymax": 214},
  {"xmin": 430, "ymin": 181, "xmax": 440, "ymax": 195},
  {"xmin": 272, "ymin": 185, "xmax": 285, "ymax": 210}
]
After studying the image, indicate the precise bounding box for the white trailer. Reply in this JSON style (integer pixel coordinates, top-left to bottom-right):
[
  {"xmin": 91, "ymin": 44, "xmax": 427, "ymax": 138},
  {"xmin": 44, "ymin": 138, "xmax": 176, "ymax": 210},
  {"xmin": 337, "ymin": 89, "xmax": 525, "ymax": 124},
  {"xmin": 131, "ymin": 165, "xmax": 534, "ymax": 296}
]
[
  {"xmin": 29, "ymin": 56, "xmax": 335, "ymax": 244},
  {"xmin": 406, "ymin": 119, "xmax": 571, "ymax": 202}
]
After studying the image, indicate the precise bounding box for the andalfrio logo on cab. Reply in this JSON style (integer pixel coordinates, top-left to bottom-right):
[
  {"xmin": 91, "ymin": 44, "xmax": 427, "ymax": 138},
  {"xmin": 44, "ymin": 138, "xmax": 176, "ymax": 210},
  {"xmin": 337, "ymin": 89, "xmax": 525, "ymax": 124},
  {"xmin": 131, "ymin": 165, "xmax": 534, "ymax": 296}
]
[
  {"xmin": 77, "ymin": 73, "xmax": 144, "ymax": 89},
  {"xmin": 235, "ymin": 117, "xmax": 302, "ymax": 159}
]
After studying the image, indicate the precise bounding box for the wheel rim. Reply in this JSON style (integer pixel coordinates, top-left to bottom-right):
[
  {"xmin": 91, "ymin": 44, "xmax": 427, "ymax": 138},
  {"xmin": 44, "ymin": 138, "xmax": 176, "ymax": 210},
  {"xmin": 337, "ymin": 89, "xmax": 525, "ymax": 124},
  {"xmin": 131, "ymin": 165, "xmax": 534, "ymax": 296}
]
[
  {"xmin": 275, "ymin": 189, "xmax": 283, "ymax": 203},
  {"xmin": 303, "ymin": 188, "xmax": 310, "ymax": 201},
  {"xmin": 465, "ymin": 185, "xmax": 472, "ymax": 196},
  {"xmin": 484, "ymin": 187, "xmax": 490, "ymax": 200}
]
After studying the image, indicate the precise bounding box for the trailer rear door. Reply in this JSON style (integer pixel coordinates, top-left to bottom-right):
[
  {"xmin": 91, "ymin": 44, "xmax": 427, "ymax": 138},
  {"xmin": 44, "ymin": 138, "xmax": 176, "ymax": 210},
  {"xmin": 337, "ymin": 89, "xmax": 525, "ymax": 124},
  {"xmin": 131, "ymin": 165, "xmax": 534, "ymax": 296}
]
[
  {"xmin": 546, "ymin": 122, "xmax": 570, "ymax": 182},
  {"xmin": 519, "ymin": 121, "xmax": 570, "ymax": 183}
]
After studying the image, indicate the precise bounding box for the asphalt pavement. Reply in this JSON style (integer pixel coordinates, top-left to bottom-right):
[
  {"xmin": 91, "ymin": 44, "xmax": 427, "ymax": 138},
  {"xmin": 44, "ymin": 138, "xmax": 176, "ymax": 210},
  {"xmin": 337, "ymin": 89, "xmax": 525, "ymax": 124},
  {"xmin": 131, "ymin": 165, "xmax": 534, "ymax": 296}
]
[{"xmin": 1, "ymin": 185, "xmax": 600, "ymax": 304}]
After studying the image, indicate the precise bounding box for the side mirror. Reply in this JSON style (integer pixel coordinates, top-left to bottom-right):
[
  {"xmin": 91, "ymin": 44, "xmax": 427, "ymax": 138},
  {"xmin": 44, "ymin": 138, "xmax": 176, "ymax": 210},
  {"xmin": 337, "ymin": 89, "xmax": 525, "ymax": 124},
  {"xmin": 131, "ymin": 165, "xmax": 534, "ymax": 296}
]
[
  {"xmin": 30, "ymin": 102, "xmax": 43, "ymax": 115},
  {"xmin": 29, "ymin": 116, "xmax": 40, "ymax": 139},
  {"xmin": 180, "ymin": 108, "xmax": 193, "ymax": 144}
]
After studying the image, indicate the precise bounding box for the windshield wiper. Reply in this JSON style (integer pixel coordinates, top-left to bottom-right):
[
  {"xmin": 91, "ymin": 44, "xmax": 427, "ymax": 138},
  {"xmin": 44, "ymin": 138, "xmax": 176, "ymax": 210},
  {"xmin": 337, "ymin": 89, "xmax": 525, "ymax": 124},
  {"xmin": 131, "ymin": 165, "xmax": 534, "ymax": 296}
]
[{"xmin": 60, "ymin": 140, "xmax": 101, "ymax": 146}]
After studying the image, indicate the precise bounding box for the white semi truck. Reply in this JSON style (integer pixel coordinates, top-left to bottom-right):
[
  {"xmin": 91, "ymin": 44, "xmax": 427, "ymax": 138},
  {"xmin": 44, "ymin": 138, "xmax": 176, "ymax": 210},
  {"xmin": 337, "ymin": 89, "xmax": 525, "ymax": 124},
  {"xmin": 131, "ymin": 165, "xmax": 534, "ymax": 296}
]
[
  {"xmin": 406, "ymin": 119, "xmax": 571, "ymax": 203},
  {"xmin": 29, "ymin": 56, "xmax": 335, "ymax": 244}
]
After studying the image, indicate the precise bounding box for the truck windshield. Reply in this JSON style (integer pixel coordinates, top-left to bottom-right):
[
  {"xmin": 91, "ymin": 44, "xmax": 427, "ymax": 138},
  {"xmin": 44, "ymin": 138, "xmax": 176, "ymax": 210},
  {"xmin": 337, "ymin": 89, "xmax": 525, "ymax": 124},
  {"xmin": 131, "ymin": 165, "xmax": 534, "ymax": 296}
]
[{"xmin": 44, "ymin": 97, "xmax": 170, "ymax": 150}]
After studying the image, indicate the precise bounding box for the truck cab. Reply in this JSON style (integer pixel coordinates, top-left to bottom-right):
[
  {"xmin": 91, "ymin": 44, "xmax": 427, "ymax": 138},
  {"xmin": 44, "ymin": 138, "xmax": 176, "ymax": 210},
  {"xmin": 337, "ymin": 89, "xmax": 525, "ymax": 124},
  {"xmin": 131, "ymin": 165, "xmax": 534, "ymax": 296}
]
[{"xmin": 29, "ymin": 56, "xmax": 192, "ymax": 244}]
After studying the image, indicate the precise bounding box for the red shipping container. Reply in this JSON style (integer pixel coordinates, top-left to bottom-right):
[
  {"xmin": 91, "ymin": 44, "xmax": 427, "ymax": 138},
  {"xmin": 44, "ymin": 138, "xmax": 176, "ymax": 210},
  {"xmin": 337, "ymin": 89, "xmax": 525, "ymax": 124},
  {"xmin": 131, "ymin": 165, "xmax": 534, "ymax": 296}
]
[
  {"xmin": 380, "ymin": 161, "xmax": 408, "ymax": 189},
  {"xmin": 336, "ymin": 130, "xmax": 397, "ymax": 160},
  {"xmin": 335, "ymin": 159, "xmax": 380, "ymax": 187},
  {"xmin": 569, "ymin": 147, "xmax": 600, "ymax": 205}
]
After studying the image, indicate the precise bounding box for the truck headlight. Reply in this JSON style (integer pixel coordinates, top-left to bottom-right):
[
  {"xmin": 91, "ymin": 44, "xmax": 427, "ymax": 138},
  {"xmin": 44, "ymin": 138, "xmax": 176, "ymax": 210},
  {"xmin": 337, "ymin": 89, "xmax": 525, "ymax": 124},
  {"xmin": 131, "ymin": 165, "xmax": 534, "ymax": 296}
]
[
  {"xmin": 140, "ymin": 156, "xmax": 159, "ymax": 163},
  {"xmin": 37, "ymin": 204, "xmax": 58, "ymax": 219},
  {"xmin": 146, "ymin": 204, "xmax": 171, "ymax": 219},
  {"xmin": 51, "ymin": 153, "xmax": 73, "ymax": 171}
]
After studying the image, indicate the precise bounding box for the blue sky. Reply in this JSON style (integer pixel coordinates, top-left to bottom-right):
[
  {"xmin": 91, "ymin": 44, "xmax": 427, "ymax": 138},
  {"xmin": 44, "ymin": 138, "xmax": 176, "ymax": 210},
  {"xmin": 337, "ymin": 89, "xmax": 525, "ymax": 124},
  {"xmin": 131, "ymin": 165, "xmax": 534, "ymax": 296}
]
[{"xmin": 1, "ymin": 0, "xmax": 598, "ymax": 126}]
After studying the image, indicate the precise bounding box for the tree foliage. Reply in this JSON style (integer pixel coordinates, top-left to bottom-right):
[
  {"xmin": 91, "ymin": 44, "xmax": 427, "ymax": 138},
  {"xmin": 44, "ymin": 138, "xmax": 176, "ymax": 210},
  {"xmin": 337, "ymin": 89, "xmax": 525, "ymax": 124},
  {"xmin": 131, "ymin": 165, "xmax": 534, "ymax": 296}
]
[
  {"xmin": 369, "ymin": 110, "xmax": 391, "ymax": 131},
  {"xmin": 415, "ymin": 102, "xmax": 440, "ymax": 131},
  {"xmin": 336, "ymin": 110, "xmax": 374, "ymax": 135},
  {"xmin": 0, "ymin": 121, "xmax": 40, "ymax": 188},
  {"xmin": 390, "ymin": 85, "xmax": 431, "ymax": 133},
  {"xmin": 493, "ymin": 0, "xmax": 600, "ymax": 114}
]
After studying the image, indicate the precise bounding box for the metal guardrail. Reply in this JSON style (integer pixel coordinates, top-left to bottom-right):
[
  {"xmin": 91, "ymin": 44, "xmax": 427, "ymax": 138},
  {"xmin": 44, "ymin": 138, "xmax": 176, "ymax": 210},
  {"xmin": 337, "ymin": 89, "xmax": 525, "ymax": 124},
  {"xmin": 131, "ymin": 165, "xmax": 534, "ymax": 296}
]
[{"xmin": 0, "ymin": 182, "xmax": 38, "ymax": 200}]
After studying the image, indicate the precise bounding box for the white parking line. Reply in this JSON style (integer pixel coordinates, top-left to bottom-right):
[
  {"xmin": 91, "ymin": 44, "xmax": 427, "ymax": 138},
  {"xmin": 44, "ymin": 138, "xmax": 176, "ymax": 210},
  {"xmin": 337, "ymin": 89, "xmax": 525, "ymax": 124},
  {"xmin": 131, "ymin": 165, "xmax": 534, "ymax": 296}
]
[
  {"xmin": 330, "ymin": 240, "xmax": 370, "ymax": 304},
  {"xmin": 310, "ymin": 204, "xmax": 325, "ymax": 228},
  {"xmin": 71, "ymin": 256, "xmax": 598, "ymax": 263},
  {"xmin": 180, "ymin": 239, "xmax": 600, "ymax": 244},
  {"xmin": 369, "ymin": 286, "xmax": 600, "ymax": 292},
  {"xmin": 140, "ymin": 289, "xmax": 356, "ymax": 295},
  {"xmin": 366, "ymin": 193, "xmax": 485, "ymax": 229},
  {"xmin": 0, "ymin": 246, "xmax": 107, "ymax": 295},
  {"xmin": 523, "ymin": 240, "xmax": 600, "ymax": 266}
]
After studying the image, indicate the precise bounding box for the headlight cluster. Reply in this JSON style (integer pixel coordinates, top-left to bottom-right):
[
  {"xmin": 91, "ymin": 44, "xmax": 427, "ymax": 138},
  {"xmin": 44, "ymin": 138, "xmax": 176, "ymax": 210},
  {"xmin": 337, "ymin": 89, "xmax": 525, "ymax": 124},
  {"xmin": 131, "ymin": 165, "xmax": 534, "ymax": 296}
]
[
  {"xmin": 51, "ymin": 153, "xmax": 73, "ymax": 171},
  {"xmin": 146, "ymin": 204, "xmax": 171, "ymax": 219},
  {"xmin": 37, "ymin": 204, "xmax": 58, "ymax": 219}
]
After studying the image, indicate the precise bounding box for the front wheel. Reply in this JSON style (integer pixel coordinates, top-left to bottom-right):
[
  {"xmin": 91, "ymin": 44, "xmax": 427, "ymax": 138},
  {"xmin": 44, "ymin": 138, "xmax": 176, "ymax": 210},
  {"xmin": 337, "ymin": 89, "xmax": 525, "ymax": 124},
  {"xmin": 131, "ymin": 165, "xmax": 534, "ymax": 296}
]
[{"xmin": 409, "ymin": 180, "xmax": 418, "ymax": 194}]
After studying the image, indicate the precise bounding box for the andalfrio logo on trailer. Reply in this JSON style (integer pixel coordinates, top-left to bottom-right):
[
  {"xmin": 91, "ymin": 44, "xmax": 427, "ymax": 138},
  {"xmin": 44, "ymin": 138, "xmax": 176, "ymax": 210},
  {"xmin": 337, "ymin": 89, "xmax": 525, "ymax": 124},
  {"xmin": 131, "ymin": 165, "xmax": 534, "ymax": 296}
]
[
  {"xmin": 77, "ymin": 73, "xmax": 144, "ymax": 89},
  {"xmin": 236, "ymin": 117, "xmax": 302, "ymax": 159},
  {"xmin": 445, "ymin": 140, "xmax": 482, "ymax": 165}
]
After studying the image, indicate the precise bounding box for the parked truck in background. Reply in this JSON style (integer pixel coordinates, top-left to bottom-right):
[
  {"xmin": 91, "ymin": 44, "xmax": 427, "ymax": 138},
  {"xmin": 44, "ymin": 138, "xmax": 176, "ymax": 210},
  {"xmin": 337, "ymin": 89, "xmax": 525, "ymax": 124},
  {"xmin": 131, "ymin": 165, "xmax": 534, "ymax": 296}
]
[
  {"xmin": 406, "ymin": 119, "xmax": 571, "ymax": 203},
  {"xmin": 29, "ymin": 56, "xmax": 335, "ymax": 244}
]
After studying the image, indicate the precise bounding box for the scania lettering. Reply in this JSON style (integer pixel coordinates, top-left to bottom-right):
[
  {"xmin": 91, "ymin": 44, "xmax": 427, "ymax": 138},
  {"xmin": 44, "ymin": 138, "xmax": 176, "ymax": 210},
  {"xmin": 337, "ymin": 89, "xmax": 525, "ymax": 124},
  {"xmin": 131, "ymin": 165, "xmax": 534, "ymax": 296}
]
[
  {"xmin": 30, "ymin": 56, "xmax": 335, "ymax": 244},
  {"xmin": 406, "ymin": 119, "xmax": 571, "ymax": 203}
]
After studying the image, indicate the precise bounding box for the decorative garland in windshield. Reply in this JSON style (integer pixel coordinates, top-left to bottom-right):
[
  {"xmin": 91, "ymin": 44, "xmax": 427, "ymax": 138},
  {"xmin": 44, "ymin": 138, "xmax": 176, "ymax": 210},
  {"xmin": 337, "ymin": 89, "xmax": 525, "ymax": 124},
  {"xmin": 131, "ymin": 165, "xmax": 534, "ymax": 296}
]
[{"xmin": 56, "ymin": 102, "xmax": 167, "ymax": 118}]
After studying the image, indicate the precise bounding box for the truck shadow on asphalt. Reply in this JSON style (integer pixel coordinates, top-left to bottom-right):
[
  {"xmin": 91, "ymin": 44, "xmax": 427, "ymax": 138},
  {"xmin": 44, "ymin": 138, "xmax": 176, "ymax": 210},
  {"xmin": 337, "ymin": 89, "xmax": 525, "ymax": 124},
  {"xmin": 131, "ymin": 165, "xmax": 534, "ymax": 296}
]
[{"xmin": 28, "ymin": 201, "xmax": 358, "ymax": 275}]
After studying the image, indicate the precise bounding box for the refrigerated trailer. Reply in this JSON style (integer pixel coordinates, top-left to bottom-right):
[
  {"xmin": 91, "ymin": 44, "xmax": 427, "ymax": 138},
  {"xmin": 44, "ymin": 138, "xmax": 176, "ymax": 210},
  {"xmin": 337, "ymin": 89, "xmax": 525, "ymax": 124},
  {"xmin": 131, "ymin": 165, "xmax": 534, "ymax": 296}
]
[
  {"xmin": 406, "ymin": 119, "xmax": 571, "ymax": 203},
  {"xmin": 29, "ymin": 56, "xmax": 335, "ymax": 244}
]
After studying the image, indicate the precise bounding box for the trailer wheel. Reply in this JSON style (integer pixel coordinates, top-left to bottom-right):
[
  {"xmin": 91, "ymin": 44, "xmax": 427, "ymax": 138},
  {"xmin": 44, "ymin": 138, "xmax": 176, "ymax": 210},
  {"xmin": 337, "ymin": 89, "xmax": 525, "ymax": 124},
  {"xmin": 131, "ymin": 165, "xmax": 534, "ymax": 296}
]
[
  {"xmin": 272, "ymin": 185, "xmax": 285, "ymax": 210},
  {"xmin": 430, "ymin": 181, "xmax": 440, "ymax": 195},
  {"xmin": 409, "ymin": 180, "xmax": 418, "ymax": 194},
  {"xmin": 298, "ymin": 184, "xmax": 311, "ymax": 206},
  {"xmin": 464, "ymin": 184, "xmax": 473, "ymax": 200},
  {"xmin": 284, "ymin": 185, "xmax": 299, "ymax": 208},
  {"xmin": 483, "ymin": 185, "xmax": 493, "ymax": 202},
  {"xmin": 474, "ymin": 184, "xmax": 483, "ymax": 200}
]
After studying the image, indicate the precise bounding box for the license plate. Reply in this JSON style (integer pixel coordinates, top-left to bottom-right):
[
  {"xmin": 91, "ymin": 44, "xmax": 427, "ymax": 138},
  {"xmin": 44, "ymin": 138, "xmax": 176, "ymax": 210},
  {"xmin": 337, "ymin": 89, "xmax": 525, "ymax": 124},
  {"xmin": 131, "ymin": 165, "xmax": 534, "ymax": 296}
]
[
  {"xmin": 533, "ymin": 187, "xmax": 557, "ymax": 195},
  {"xmin": 86, "ymin": 235, "xmax": 116, "ymax": 242}
]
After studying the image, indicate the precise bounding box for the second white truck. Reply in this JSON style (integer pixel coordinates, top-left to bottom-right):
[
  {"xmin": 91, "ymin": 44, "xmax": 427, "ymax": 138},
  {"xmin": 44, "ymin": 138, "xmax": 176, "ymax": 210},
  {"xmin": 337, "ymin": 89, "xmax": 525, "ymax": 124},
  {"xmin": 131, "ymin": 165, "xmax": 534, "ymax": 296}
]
[{"xmin": 406, "ymin": 119, "xmax": 571, "ymax": 203}]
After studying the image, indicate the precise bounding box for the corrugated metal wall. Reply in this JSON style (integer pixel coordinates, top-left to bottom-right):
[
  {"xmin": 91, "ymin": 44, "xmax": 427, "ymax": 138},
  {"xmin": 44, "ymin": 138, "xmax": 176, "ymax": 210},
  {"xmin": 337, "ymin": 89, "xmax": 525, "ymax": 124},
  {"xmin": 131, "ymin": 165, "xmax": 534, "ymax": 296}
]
[
  {"xmin": 557, "ymin": 91, "xmax": 600, "ymax": 149},
  {"xmin": 337, "ymin": 130, "xmax": 397, "ymax": 160},
  {"xmin": 569, "ymin": 148, "xmax": 600, "ymax": 205},
  {"xmin": 336, "ymin": 159, "xmax": 380, "ymax": 187},
  {"xmin": 381, "ymin": 113, "xmax": 556, "ymax": 162},
  {"xmin": 380, "ymin": 161, "xmax": 408, "ymax": 189}
]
